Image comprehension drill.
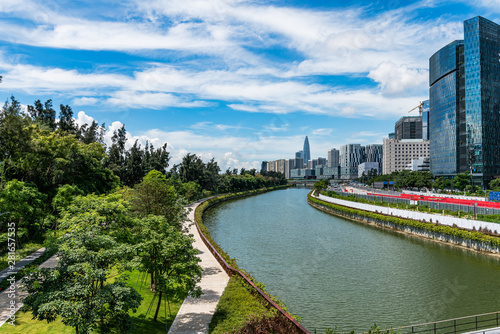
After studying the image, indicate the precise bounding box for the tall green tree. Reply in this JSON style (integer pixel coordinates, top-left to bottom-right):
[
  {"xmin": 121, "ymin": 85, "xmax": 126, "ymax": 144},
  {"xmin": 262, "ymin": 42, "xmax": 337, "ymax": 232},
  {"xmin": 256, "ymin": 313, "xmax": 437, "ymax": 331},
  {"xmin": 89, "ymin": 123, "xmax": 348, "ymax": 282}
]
[
  {"xmin": 28, "ymin": 99, "xmax": 56, "ymax": 131},
  {"xmin": 106, "ymin": 124, "xmax": 127, "ymax": 182},
  {"xmin": 12, "ymin": 126, "xmax": 118, "ymax": 195},
  {"xmin": 453, "ymin": 172, "xmax": 470, "ymax": 191},
  {"xmin": 134, "ymin": 215, "xmax": 202, "ymax": 321},
  {"xmin": 0, "ymin": 96, "xmax": 34, "ymax": 185},
  {"xmin": 58, "ymin": 104, "xmax": 78, "ymax": 134},
  {"xmin": 22, "ymin": 227, "xmax": 141, "ymax": 334},
  {"xmin": 131, "ymin": 170, "xmax": 186, "ymax": 228},
  {"xmin": 0, "ymin": 180, "xmax": 46, "ymax": 247}
]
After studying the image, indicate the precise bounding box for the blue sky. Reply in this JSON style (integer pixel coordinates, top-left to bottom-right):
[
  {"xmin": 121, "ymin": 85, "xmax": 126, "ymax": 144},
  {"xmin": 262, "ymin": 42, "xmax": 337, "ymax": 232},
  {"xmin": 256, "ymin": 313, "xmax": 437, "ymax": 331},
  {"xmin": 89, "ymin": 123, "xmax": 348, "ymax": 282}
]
[{"xmin": 1, "ymin": 0, "xmax": 499, "ymax": 170}]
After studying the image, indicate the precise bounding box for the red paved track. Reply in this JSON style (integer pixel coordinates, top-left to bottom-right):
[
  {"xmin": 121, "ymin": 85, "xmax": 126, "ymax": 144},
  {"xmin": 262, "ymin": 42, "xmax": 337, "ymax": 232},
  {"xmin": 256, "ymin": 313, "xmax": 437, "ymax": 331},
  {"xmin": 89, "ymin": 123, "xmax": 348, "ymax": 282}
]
[{"xmin": 367, "ymin": 192, "xmax": 500, "ymax": 209}]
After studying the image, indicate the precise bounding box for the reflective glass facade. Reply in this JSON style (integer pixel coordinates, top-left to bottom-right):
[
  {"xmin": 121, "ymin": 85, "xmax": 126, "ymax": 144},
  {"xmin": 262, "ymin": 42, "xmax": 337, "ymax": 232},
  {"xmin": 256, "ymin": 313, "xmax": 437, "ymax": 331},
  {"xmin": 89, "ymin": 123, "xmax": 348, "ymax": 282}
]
[
  {"xmin": 429, "ymin": 40, "xmax": 464, "ymax": 176},
  {"xmin": 422, "ymin": 100, "xmax": 429, "ymax": 141},
  {"xmin": 464, "ymin": 17, "xmax": 500, "ymax": 186}
]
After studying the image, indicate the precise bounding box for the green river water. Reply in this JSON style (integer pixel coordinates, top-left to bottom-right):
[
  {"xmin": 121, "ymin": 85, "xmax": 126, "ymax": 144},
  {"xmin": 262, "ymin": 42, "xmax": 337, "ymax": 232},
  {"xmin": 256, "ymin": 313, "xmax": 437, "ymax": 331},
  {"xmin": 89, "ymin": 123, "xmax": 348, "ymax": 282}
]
[{"xmin": 203, "ymin": 188, "xmax": 500, "ymax": 332}]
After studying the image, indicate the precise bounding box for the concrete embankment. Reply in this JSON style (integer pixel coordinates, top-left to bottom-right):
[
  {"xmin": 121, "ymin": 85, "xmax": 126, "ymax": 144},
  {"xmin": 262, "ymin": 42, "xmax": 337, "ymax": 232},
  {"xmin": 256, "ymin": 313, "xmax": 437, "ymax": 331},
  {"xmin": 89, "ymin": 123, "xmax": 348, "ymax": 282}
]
[{"xmin": 309, "ymin": 194, "xmax": 500, "ymax": 255}]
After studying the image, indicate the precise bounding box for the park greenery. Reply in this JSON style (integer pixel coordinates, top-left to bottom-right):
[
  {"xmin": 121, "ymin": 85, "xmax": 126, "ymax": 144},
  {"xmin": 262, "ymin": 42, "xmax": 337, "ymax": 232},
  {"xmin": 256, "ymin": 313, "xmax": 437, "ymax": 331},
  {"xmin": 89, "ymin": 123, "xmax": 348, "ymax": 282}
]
[
  {"xmin": 356, "ymin": 169, "xmax": 499, "ymax": 196},
  {"xmin": 0, "ymin": 95, "xmax": 287, "ymax": 333}
]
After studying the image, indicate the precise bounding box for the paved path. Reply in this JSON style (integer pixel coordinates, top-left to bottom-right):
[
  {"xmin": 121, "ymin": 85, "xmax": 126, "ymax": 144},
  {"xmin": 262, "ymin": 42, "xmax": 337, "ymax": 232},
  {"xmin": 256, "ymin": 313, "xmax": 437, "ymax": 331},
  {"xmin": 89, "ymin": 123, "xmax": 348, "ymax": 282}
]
[
  {"xmin": 465, "ymin": 327, "xmax": 500, "ymax": 334},
  {"xmin": 0, "ymin": 254, "xmax": 59, "ymax": 327},
  {"xmin": 0, "ymin": 247, "xmax": 46, "ymax": 282},
  {"xmin": 168, "ymin": 200, "xmax": 230, "ymax": 334}
]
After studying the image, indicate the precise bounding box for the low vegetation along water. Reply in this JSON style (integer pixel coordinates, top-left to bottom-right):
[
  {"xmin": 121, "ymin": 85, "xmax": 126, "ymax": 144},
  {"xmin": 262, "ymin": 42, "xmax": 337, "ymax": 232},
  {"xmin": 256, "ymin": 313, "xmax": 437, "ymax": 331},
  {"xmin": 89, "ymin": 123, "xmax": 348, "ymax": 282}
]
[{"xmin": 203, "ymin": 188, "xmax": 500, "ymax": 332}]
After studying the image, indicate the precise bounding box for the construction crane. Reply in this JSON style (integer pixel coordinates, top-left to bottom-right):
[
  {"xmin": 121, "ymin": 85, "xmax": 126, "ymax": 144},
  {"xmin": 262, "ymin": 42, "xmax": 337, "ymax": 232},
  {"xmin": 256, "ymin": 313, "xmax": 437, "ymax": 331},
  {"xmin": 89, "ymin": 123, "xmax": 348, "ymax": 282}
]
[{"xmin": 408, "ymin": 101, "xmax": 424, "ymax": 116}]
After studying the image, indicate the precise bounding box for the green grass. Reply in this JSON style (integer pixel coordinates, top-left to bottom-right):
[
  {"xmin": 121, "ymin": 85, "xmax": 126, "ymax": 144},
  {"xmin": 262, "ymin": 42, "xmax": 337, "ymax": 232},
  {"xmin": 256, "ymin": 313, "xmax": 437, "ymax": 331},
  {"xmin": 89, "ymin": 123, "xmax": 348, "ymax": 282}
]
[
  {"xmin": 0, "ymin": 241, "xmax": 44, "ymax": 272},
  {"xmin": 208, "ymin": 276, "xmax": 274, "ymax": 334},
  {"xmin": 0, "ymin": 270, "xmax": 183, "ymax": 333}
]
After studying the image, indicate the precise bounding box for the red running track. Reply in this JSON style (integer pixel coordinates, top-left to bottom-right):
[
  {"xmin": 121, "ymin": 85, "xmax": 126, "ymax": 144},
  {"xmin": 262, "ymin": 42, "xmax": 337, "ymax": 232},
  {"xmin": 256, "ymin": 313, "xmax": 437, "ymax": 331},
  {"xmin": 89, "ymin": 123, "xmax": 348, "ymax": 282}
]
[{"xmin": 366, "ymin": 192, "xmax": 500, "ymax": 209}]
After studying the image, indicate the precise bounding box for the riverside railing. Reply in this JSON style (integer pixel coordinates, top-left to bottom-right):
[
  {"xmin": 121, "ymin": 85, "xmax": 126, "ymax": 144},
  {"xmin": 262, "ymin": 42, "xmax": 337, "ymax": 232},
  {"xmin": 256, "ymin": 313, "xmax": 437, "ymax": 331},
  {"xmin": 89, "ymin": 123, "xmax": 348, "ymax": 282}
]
[{"xmin": 364, "ymin": 311, "xmax": 500, "ymax": 334}]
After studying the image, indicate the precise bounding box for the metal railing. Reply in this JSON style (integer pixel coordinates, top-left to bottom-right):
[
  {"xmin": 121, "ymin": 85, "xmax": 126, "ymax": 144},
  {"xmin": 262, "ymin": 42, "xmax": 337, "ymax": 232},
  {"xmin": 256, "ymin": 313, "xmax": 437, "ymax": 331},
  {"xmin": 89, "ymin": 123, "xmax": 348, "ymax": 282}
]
[{"xmin": 366, "ymin": 311, "xmax": 500, "ymax": 334}]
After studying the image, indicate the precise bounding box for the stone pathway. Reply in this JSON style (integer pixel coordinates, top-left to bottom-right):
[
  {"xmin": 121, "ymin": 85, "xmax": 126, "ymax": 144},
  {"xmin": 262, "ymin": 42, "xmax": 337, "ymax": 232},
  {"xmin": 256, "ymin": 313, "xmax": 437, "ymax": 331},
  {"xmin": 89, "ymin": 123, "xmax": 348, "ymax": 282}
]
[
  {"xmin": 0, "ymin": 253, "xmax": 59, "ymax": 327},
  {"xmin": 168, "ymin": 200, "xmax": 230, "ymax": 334}
]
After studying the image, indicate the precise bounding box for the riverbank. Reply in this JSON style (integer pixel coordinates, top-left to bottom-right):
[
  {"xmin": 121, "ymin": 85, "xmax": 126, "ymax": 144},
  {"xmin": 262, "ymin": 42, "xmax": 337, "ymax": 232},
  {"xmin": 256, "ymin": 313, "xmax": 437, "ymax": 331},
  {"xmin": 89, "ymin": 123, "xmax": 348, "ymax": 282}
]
[
  {"xmin": 193, "ymin": 185, "xmax": 310, "ymax": 334},
  {"xmin": 308, "ymin": 192, "xmax": 500, "ymax": 256}
]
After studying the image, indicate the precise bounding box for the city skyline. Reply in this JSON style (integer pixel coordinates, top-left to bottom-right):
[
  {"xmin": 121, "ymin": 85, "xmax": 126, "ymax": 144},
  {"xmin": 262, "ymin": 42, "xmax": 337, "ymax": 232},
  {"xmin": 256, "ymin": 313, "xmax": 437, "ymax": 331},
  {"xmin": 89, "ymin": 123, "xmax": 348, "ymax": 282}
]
[{"xmin": 0, "ymin": 1, "xmax": 499, "ymax": 170}]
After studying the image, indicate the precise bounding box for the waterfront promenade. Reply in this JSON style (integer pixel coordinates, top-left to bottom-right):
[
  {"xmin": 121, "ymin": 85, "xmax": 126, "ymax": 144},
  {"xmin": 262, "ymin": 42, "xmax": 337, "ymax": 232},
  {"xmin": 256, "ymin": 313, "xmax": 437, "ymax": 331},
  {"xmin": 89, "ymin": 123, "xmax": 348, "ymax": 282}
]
[{"xmin": 167, "ymin": 200, "xmax": 230, "ymax": 334}]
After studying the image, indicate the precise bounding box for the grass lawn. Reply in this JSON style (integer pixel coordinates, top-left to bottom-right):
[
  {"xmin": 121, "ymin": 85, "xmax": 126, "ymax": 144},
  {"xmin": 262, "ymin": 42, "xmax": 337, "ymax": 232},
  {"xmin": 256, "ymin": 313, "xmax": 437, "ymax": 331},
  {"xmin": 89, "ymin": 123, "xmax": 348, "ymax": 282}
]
[
  {"xmin": 0, "ymin": 241, "xmax": 45, "ymax": 272},
  {"xmin": 208, "ymin": 276, "xmax": 274, "ymax": 334},
  {"xmin": 0, "ymin": 270, "xmax": 183, "ymax": 333}
]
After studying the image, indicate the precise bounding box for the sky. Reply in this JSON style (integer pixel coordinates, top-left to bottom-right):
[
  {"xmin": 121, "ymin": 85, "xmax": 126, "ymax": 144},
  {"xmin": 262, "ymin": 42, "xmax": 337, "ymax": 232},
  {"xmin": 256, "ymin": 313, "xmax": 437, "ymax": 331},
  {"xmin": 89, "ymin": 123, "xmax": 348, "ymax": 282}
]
[{"xmin": 1, "ymin": 0, "xmax": 499, "ymax": 171}]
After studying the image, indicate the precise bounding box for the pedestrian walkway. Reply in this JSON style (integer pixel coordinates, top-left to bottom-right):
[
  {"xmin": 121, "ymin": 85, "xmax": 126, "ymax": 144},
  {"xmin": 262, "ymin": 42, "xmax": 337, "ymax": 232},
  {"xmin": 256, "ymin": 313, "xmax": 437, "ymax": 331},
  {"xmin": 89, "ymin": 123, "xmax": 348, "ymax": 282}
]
[
  {"xmin": 0, "ymin": 247, "xmax": 46, "ymax": 283},
  {"xmin": 168, "ymin": 200, "xmax": 230, "ymax": 334},
  {"xmin": 0, "ymin": 253, "xmax": 59, "ymax": 327}
]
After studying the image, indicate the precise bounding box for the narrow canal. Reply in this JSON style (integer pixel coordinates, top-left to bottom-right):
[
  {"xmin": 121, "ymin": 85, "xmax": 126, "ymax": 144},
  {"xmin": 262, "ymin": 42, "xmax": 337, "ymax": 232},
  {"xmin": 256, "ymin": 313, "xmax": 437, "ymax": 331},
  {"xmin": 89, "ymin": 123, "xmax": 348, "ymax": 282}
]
[{"xmin": 203, "ymin": 188, "xmax": 500, "ymax": 332}]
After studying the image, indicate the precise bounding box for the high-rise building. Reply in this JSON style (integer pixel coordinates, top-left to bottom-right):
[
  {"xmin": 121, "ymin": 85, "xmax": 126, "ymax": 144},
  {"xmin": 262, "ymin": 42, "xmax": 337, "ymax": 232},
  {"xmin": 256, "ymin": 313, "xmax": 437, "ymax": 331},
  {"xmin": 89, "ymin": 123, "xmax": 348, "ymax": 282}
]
[
  {"xmin": 303, "ymin": 136, "xmax": 311, "ymax": 168},
  {"xmin": 328, "ymin": 148, "xmax": 340, "ymax": 168},
  {"xmin": 395, "ymin": 116, "xmax": 423, "ymax": 140},
  {"xmin": 340, "ymin": 144, "xmax": 363, "ymax": 180},
  {"xmin": 429, "ymin": 40, "xmax": 465, "ymax": 178},
  {"xmin": 429, "ymin": 16, "xmax": 500, "ymax": 186},
  {"xmin": 464, "ymin": 17, "xmax": 500, "ymax": 187},
  {"xmin": 422, "ymin": 100, "xmax": 430, "ymax": 141}
]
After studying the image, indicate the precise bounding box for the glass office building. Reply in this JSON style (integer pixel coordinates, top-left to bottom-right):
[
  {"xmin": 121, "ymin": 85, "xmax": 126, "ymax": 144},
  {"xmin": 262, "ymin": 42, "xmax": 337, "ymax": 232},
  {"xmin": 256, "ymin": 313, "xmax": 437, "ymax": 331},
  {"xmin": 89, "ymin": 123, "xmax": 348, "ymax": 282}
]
[
  {"xmin": 464, "ymin": 17, "xmax": 500, "ymax": 187},
  {"xmin": 421, "ymin": 100, "xmax": 429, "ymax": 141},
  {"xmin": 429, "ymin": 16, "xmax": 500, "ymax": 187},
  {"xmin": 429, "ymin": 40, "xmax": 464, "ymax": 177}
]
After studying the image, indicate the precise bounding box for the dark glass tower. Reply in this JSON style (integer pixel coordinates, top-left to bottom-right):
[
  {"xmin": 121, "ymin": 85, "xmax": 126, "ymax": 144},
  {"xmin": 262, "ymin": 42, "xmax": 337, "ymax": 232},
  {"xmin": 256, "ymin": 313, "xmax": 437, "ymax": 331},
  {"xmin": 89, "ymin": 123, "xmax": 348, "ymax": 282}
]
[
  {"xmin": 303, "ymin": 136, "xmax": 311, "ymax": 168},
  {"xmin": 429, "ymin": 40, "xmax": 465, "ymax": 177},
  {"xmin": 464, "ymin": 17, "xmax": 500, "ymax": 187}
]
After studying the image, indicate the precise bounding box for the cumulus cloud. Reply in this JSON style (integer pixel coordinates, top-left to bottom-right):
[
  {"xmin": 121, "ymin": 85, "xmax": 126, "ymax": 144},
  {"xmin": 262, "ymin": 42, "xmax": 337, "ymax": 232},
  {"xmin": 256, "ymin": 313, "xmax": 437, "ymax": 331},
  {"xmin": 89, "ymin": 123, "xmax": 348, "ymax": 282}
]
[{"xmin": 368, "ymin": 61, "xmax": 428, "ymax": 95}]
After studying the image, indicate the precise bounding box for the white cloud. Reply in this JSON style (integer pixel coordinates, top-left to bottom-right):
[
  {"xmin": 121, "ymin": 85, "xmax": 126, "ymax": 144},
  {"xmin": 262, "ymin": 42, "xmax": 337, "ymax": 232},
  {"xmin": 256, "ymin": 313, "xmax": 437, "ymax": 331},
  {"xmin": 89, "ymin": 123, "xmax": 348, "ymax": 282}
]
[
  {"xmin": 75, "ymin": 110, "xmax": 95, "ymax": 127},
  {"xmin": 72, "ymin": 97, "xmax": 99, "ymax": 106},
  {"xmin": 107, "ymin": 91, "xmax": 211, "ymax": 109},
  {"xmin": 368, "ymin": 61, "xmax": 428, "ymax": 95},
  {"xmin": 312, "ymin": 128, "xmax": 333, "ymax": 136}
]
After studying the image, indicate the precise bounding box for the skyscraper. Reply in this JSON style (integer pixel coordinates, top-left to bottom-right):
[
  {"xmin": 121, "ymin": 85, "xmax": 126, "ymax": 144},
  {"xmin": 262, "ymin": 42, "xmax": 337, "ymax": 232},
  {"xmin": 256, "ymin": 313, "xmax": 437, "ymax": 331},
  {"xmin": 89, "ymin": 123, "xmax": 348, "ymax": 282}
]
[
  {"xmin": 340, "ymin": 144, "xmax": 363, "ymax": 180},
  {"xmin": 464, "ymin": 17, "xmax": 500, "ymax": 187},
  {"xmin": 303, "ymin": 136, "xmax": 311, "ymax": 168},
  {"xmin": 429, "ymin": 40, "xmax": 465, "ymax": 177},
  {"xmin": 429, "ymin": 16, "xmax": 500, "ymax": 187}
]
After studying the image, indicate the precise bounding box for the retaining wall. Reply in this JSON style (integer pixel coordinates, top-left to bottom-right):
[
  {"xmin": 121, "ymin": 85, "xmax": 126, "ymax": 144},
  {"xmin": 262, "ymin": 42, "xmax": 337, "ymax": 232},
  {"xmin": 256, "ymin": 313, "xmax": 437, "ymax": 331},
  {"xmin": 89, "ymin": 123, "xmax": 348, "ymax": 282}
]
[{"xmin": 310, "ymin": 196, "xmax": 500, "ymax": 254}]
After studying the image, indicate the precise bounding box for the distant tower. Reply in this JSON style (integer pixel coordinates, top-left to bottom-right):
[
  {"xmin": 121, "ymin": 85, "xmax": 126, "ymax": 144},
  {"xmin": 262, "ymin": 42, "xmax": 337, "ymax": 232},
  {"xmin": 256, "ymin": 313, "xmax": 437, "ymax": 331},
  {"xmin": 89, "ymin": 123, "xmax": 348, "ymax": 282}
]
[{"xmin": 303, "ymin": 136, "xmax": 311, "ymax": 168}]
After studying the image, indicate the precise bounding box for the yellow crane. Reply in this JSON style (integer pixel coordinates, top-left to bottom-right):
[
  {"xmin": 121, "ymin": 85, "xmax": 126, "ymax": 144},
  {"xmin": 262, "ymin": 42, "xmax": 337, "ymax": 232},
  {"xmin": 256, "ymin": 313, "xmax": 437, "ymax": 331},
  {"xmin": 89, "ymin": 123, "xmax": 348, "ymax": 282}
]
[{"xmin": 408, "ymin": 101, "xmax": 424, "ymax": 116}]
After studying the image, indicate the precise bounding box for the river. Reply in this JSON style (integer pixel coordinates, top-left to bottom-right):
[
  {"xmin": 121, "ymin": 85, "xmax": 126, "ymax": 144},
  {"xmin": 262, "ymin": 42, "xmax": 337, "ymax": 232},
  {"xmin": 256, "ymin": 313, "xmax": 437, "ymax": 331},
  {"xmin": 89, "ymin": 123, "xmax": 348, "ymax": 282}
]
[{"xmin": 203, "ymin": 188, "xmax": 500, "ymax": 332}]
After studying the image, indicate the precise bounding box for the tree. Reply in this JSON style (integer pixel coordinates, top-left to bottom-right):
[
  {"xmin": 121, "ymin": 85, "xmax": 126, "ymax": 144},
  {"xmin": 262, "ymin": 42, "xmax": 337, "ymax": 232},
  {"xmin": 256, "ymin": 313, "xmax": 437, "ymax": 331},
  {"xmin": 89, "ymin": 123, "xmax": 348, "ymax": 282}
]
[
  {"xmin": 106, "ymin": 124, "xmax": 127, "ymax": 182},
  {"xmin": 0, "ymin": 96, "xmax": 33, "ymax": 185},
  {"xmin": 453, "ymin": 172, "xmax": 470, "ymax": 191},
  {"xmin": 22, "ymin": 227, "xmax": 141, "ymax": 334},
  {"xmin": 131, "ymin": 170, "xmax": 186, "ymax": 228},
  {"xmin": 79, "ymin": 120, "xmax": 105, "ymax": 145},
  {"xmin": 58, "ymin": 104, "xmax": 78, "ymax": 134},
  {"xmin": 134, "ymin": 215, "xmax": 202, "ymax": 321},
  {"xmin": 490, "ymin": 177, "xmax": 500, "ymax": 191},
  {"xmin": 28, "ymin": 99, "xmax": 56, "ymax": 131},
  {"xmin": 0, "ymin": 180, "xmax": 46, "ymax": 248},
  {"xmin": 10, "ymin": 126, "xmax": 119, "ymax": 195},
  {"xmin": 52, "ymin": 184, "xmax": 84, "ymax": 235},
  {"xmin": 122, "ymin": 140, "xmax": 144, "ymax": 187}
]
